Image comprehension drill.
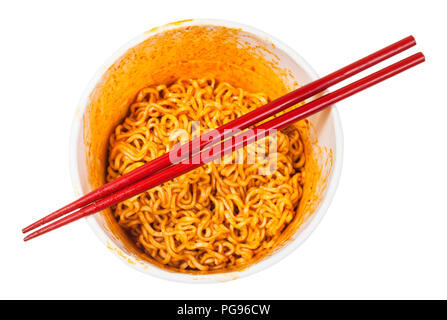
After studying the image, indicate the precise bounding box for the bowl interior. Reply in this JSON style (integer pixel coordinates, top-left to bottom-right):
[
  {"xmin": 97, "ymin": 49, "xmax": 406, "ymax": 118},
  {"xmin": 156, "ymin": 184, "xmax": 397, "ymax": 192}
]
[{"xmin": 73, "ymin": 21, "xmax": 337, "ymax": 282}]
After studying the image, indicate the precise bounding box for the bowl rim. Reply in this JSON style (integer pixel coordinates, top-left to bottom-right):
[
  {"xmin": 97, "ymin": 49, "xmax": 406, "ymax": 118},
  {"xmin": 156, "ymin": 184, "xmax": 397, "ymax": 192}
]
[{"xmin": 69, "ymin": 18, "xmax": 344, "ymax": 283}]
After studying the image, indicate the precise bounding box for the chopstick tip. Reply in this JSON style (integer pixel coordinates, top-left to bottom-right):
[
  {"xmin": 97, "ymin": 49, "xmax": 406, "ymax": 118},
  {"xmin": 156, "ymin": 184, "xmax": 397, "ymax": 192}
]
[
  {"xmin": 22, "ymin": 221, "xmax": 43, "ymax": 234},
  {"xmin": 23, "ymin": 233, "xmax": 36, "ymax": 242},
  {"xmin": 404, "ymin": 35, "xmax": 416, "ymax": 46},
  {"xmin": 418, "ymin": 51, "xmax": 426, "ymax": 61}
]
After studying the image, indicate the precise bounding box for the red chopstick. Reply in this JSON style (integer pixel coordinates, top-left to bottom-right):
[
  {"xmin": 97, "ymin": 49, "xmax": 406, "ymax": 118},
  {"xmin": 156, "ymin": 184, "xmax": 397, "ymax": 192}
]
[
  {"xmin": 23, "ymin": 52, "xmax": 425, "ymax": 241},
  {"xmin": 22, "ymin": 36, "xmax": 416, "ymax": 234}
]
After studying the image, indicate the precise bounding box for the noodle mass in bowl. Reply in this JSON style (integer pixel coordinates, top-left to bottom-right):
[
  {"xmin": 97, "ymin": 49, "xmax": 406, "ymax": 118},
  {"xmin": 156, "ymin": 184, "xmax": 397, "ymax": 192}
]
[
  {"xmin": 107, "ymin": 78, "xmax": 307, "ymax": 271},
  {"xmin": 75, "ymin": 20, "xmax": 338, "ymax": 280}
]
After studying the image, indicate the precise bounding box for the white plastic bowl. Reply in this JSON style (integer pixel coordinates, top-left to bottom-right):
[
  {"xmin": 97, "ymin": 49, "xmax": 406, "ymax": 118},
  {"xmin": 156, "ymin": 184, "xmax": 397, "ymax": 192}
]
[{"xmin": 70, "ymin": 19, "xmax": 343, "ymax": 283}]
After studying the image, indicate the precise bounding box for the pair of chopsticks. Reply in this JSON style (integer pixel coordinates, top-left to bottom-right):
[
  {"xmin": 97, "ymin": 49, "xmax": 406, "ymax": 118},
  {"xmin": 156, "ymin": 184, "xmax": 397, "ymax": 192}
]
[{"xmin": 22, "ymin": 36, "xmax": 424, "ymax": 241}]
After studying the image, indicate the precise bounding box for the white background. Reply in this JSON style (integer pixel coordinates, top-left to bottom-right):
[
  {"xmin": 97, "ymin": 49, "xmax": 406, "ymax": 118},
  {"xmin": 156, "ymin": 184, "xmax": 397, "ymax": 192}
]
[{"xmin": 1, "ymin": 0, "xmax": 446, "ymax": 299}]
